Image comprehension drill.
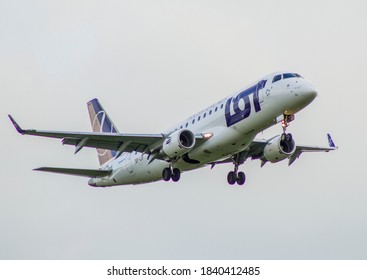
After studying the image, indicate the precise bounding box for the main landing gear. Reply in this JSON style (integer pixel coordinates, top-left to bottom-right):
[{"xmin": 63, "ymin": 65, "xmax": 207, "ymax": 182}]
[
  {"xmin": 162, "ymin": 167, "xmax": 181, "ymax": 182},
  {"xmin": 227, "ymin": 154, "xmax": 246, "ymax": 186},
  {"xmin": 227, "ymin": 170, "xmax": 246, "ymax": 185}
]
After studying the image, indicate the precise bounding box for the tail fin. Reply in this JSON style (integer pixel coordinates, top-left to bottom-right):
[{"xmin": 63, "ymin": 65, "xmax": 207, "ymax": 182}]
[{"xmin": 87, "ymin": 98, "xmax": 119, "ymax": 165}]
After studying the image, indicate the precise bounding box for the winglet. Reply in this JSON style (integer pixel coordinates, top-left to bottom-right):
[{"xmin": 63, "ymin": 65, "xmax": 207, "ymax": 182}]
[
  {"xmin": 8, "ymin": 115, "xmax": 25, "ymax": 134},
  {"xmin": 327, "ymin": 133, "xmax": 336, "ymax": 148}
]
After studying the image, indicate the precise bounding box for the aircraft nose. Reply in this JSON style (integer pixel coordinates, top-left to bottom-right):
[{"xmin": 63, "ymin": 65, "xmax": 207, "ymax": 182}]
[
  {"xmin": 305, "ymin": 83, "xmax": 317, "ymax": 99},
  {"xmin": 298, "ymin": 80, "xmax": 317, "ymax": 102}
]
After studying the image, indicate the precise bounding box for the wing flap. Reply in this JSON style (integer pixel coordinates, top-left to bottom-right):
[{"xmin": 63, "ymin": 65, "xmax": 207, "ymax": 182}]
[{"xmin": 34, "ymin": 167, "xmax": 111, "ymax": 178}]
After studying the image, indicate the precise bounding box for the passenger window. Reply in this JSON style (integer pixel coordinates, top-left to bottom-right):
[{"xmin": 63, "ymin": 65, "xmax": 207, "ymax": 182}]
[
  {"xmin": 192, "ymin": 119, "xmax": 195, "ymax": 124},
  {"xmin": 198, "ymin": 116, "xmax": 201, "ymax": 121},
  {"xmin": 209, "ymin": 110, "xmax": 212, "ymax": 115},
  {"xmin": 220, "ymin": 104, "xmax": 224, "ymax": 109},
  {"xmin": 215, "ymin": 107, "xmax": 218, "ymax": 112},
  {"xmin": 272, "ymin": 75, "xmax": 282, "ymax": 83},
  {"xmin": 185, "ymin": 123, "xmax": 188, "ymax": 127},
  {"xmin": 204, "ymin": 113, "xmax": 206, "ymax": 118}
]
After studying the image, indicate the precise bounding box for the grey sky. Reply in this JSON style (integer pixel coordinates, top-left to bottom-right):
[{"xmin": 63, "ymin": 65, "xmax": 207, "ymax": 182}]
[{"xmin": 1, "ymin": 0, "xmax": 366, "ymax": 259}]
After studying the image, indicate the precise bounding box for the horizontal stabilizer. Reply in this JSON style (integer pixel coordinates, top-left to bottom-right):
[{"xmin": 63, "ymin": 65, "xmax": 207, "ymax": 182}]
[{"xmin": 34, "ymin": 167, "xmax": 111, "ymax": 178}]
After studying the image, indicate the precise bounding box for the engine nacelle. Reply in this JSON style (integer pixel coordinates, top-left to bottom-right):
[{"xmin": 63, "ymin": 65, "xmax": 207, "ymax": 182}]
[
  {"xmin": 263, "ymin": 135, "xmax": 296, "ymax": 163},
  {"xmin": 161, "ymin": 129, "xmax": 195, "ymax": 158}
]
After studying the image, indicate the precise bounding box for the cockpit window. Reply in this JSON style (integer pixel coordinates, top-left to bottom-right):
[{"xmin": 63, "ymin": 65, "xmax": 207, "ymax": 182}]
[
  {"xmin": 283, "ymin": 73, "xmax": 303, "ymax": 79},
  {"xmin": 273, "ymin": 73, "xmax": 303, "ymax": 83},
  {"xmin": 283, "ymin": 73, "xmax": 297, "ymax": 79},
  {"xmin": 272, "ymin": 74, "xmax": 282, "ymax": 83}
]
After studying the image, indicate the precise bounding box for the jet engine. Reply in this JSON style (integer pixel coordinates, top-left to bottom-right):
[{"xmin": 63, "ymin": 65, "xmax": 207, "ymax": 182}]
[
  {"xmin": 263, "ymin": 134, "xmax": 296, "ymax": 163},
  {"xmin": 161, "ymin": 129, "xmax": 196, "ymax": 158}
]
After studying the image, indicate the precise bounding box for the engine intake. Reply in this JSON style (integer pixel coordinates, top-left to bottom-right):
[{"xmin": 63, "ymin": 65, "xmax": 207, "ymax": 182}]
[
  {"xmin": 263, "ymin": 134, "xmax": 296, "ymax": 163},
  {"xmin": 161, "ymin": 129, "xmax": 195, "ymax": 158}
]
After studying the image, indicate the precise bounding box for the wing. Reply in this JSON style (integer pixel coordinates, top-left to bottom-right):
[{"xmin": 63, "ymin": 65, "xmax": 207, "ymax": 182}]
[
  {"xmin": 34, "ymin": 167, "xmax": 111, "ymax": 178},
  {"xmin": 287, "ymin": 134, "xmax": 337, "ymax": 165},
  {"xmin": 8, "ymin": 115, "xmax": 207, "ymax": 158},
  {"xmin": 210, "ymin": 134, "xmax": 337, "ymax": 167}
]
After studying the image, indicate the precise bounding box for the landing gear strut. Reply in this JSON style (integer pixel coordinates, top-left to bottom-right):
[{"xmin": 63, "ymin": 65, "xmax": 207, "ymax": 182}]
[
  {"xmin": 162, "ymin": 167, "xmax": 181, "ymax": 182},
  {"xmin": 227, "ymin": 154, "xmax": 246, "ymax": 186},
  {"xmin": 281, "ymin": 114, "xmax": 295, "ymax": 133}
]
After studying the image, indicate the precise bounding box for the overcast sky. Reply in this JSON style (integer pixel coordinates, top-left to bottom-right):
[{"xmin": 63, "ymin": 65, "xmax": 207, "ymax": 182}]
[{"xmin": 1, "ymin": 0, "xmax": 367, "ymax": 259}]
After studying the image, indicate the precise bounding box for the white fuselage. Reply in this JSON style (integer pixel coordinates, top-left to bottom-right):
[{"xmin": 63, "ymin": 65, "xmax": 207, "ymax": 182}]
[{"xmin": 89, "ymin": 72, "xmax": 317, "ymax": 187}]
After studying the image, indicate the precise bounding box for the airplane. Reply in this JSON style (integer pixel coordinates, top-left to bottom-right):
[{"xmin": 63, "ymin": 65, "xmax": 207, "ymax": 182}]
[{"xmin": 9, "ymin": 71, "xmax": 337, "ymax": 187}]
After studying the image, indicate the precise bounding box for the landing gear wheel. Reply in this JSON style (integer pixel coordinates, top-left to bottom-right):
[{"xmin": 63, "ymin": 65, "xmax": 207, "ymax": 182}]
[
  {"xmin": 286, "ymin": 133, "xmax": 292, "ymax": 141},
  {"xmin": 237, "ymin": 171, "xmax": 246, "ymax": 185},
  {"xmin": 227, "ymin": 171, "xmax": 237, "ymax": 185},
  {"xmin": 281, "ymin": 133, "xmax": 292, "ymax": 142},
  {"xmin": 162, "ymin": 168, "xmax": 172, "ymax": 181},
  {"xmin": 171, "ymin": 168, "xmax": 181, "ymax": 182},
  {"xmin": 281, "ymin": 133, "xmax": 287, "ymax": 141}
]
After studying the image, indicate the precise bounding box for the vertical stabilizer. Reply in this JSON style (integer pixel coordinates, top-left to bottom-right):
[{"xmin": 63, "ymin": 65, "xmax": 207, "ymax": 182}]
[{"xmin": 87, "ymin": 98, "xmax": 119, "ymax": 165}]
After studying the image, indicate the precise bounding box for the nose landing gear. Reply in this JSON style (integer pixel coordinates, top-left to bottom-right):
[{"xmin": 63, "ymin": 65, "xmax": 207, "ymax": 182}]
[
  {"xmin": 281, "ymin": 114, "xmax": 294, "ymax": 144},
  {"xmin": 281, "ymin": 132, "xmax": 293, "ymax": 142},
  {"xmin": 281, "ymin": 114, "xmax": 294, "ymax": 132}
]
